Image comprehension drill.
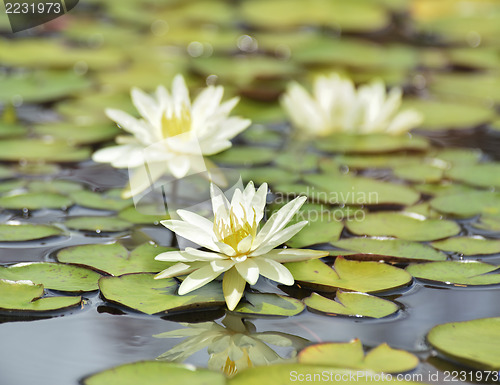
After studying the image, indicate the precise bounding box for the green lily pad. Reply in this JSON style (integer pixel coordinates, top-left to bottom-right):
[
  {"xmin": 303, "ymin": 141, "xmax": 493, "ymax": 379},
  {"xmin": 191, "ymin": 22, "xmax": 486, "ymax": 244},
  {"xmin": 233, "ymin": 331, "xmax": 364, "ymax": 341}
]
[
  {"xmin": 212, "ymin": 146, "xmax": 277, "ymax": 166},
  {"xmin": 314, "ymin": 133, "xmax": 429, "ymax": 154},
  {"xmin": 432, "ymin": 148, "xmax": 482, "ymax": 166},
  {"xmin": 239, "ymin": 124, "xmax": 284, "ymax": 144},
  {"xmin": 0, "ymin": 165, "xmax": 13, "ymax": 179},
  {"xmin": 401, "ymin": 99, "xmax": 494, "ymax": 131},
  {"xmin": 0, "ymin": 192, "xmax": 73, "ymax": 210},
  {"xmin": 118, "ymin": 205, "xmax": 169, "ymax": 225},
  {"xmin": 430, "ymin": 191, "xmax": 500, "ymax": 217},
  {"xmin": 473, "ymin": 214, "xmax": 500, "ymax": 232},
  {"xmin": 304, "ymin": 292, "xmax": 398, "ymax": 319},
  {"xmin": 0, "ymin": 139, "xmax": 91, "ymax": 162},
  {"xmin": 83, "ymin": 362, "xmax": 226, "ymax": 385},
  {"xmin": 99, "ymin": 273, "xmax": 225, "ymax": 315},
  {"xmin": 65, "ymin": 216, "xmax": 132, "ymax": 232},
  {"xmin": 70, "ymin": 189, "xmax": 131, "ymax": 211},
  {"xmin": 334, "ymin": 154, "xmax": 423, "ymax": 169},
  {"xmin": 393, "ymin": 164, "xmax": 444, "ymax": 183},
  {"xmin": 0, "ymin": 71, "xmax": 92, "ymax": 103},
  {"xmin": 431, "ymin": 237, "xmax": 500, "ymax": 256},
  {"xmin": 429, "ymin": 73, "xmax": 500, "ymax": 105},
  {"xmin": 0, "ymin": 223, "xmax": 63, "ymax": 242},
  {"xmin": 332, "ymin": 237, "xmax": 447, "ymax": 262},
  {"xmin": 33, "ymin": 122, "xmax": 120, "ymax": 145},
  {"xmin": 0, "ymin": 262, "xmax": 101, "ymax": 292},
  {"xmin": 274, "ymin": 151, "xmax": 319, "ymax": 172},
  {"xmin": 57, "ymin": 242, "xmax": 175, "ymax": 276},
  {"xmin": 228, "ymin": 363, "xmax": 421, "ymax": 385},
  {"xmin": 445, "ymin": 163, "xmax": 500, "ymax": 189},
  {"xmin": 0, "ymin": 122, "xmax": 27, "ymax": 138},
  {"xmin": 346, "ymin": 212, "xmax": 460, "ymax": 241},
  {"xmin": 298, "ymin": 339, "xmax": 418, "ymax": 373},
  {"xmin": 0, "ymin": 279, "xmax": 81, "ymax": 312},
  {"xmin": 414, "ymin": 183, "xmax": 476, "ymax": 198},
  {"xmin": 406, "ymin": 261, "xmax": 500, "ymax": 286},
  {"xmin": 285, "ymin": 257, "xmax": 412, "ymax": 293},
  {"xmin": 427, "ymin": 318, "xmax": 500, "ymax": 371},
  {"xmin": 232, "ymin": 292, "xmax": 304, "ymax": 316},
  {"xmin": 279, "ymin": 175, "xmax": 420, "ymax": 206},
  {"xmin": 240, "ymin": 167, "xmax": 297, "ymax": 186},
  {"xmin": 28, "ymin": 180, "xmax": 83, "ymax": 194}
]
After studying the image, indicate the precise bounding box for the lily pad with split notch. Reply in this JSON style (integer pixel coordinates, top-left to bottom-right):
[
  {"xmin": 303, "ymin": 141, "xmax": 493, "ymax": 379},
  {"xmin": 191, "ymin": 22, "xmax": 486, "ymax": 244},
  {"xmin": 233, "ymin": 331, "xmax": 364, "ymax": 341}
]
[
  {"xmin": 298, "ymin": 339, "xmax": 418, "ymax": 373},
  {"xmin": 0, "ymin": 279, "xmax": 81, "ymax": 312},
  {"xmin": 57, "ymin": 242, "xmax": 175, "ymax": 276},
  {"xmin": 0, "ymin": 262, "xmax": 101, "ymax": 292},
  {"xmin": 232, "ymin": 292, "xmax": 304, "ymax": 316},
  {"xmin": 304, "ymin": 292, "xmax": 398, "ymax": 319},
  {"xmin": 98, "ymin": 273, "xmax": 225, "ymax": 314},
  {"xmin": 406, "ymin": 261, "xmax": 500, "ymax": 286},
  {"xmin": 285, "ymin": 257, "xmax": 412, "ymax": 293},
  {"xmin": 346, "ymin": 212, "xmax": 460, "ymax": 241}
]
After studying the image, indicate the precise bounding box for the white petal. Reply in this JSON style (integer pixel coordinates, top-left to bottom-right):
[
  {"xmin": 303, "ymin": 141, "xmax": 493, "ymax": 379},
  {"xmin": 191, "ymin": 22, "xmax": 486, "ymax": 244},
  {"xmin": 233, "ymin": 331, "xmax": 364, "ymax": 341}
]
[
  {"xmin": 235, "ymin": 258, "xmax": 260, "ymax": 285},
  {"xmin": 161, "ymin": 219, "xmax": 218, "ymax": 251},
  {"xmin": 258, "ymin": 248, "xmax": 328, "ymax": 263},
  {"xmin": 155, "ymin": 249, "xmax": 225, "ymax": 262},
  {"xmin": 237, "ymin": 234, "xmax": 254, "ymax": 254},
  {"xmin": 168, "ymin": 155, "xmax": 191, "ymax": 179},
  {"xmin": 253, "ymin": 258, "xmax": 294, "ymax": 286},
  {"xmin": 131, "ymin": 87, "xmax": 160, "ymax": 125},
  {"xmin": 172, "ymin": 74, "xmax": 191, "ymax": 110},
  {"xmin": 222, "ymin": 267, "xmax": 246, "ymax": 311},
  {"xmin": 105, "ymin": 108, "xmax": 150, "ymax": 138},
  {"xmin": 178, "ymin": 263, "xmax": 222, "ymax": 295},
  {"xmin": 210, "ymin": 183, "xmax": 231, "ymax": 220},
  {"xmin": 210, "ymin": 259, "xmax": 235, "ymax": 273},
  {"xmin": 155, "ymin": 262, "xmax": 197, "ymax": 279},
  {"xmin": 176, "ymin": 210, "xmax": 214, "ymax": 234},
  {"xmin": 251, "ymin": 221, "xmax": 308, "ymax": 256}
]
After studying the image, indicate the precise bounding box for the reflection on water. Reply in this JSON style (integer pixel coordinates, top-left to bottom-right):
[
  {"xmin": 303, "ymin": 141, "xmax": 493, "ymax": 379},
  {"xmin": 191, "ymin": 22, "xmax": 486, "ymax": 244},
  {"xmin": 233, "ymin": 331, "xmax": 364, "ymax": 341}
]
[
  {"xmin": 1, "ymin": 283, "xmax": 500, "ymax": 385},
  {"xmin": 154, "ymin": 313, "xmax": 307, "ymax": 376}
]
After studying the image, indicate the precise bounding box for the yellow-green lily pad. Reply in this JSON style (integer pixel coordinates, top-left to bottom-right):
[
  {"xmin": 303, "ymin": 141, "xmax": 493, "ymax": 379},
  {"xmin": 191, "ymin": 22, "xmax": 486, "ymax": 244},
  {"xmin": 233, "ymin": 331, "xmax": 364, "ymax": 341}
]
[
  {"xmin": 212, "ymin": 146, "xmax": 277, "ymax": 166},
  {"xmin": 298, "ymin": 339, "xmax": 418, "ymax": 373},
  {"xmin": 0, "ymin": 192, "xmax": 73, "ymax": 210},
  {"xmin": 232, "ymin": 292, "xmax": 304, "ymax": 317},
  {"xmin": 0, "ymin": 262, "xmax": 101, "ymax": 292},
  {"xmin": 285, "ymin": 257, "xmax": 412, "ymax": 293},
  {"xmin": 70, "ymin": 189, "xmax": 131, "ymax": 211},
  {"xmin": 33, "ymin": 122, "xmax": 120, "ymax": 145},
  {"xmin": 0, "ymin": 139, "xmax": 91, "ymax": 163},
  {"xmin": 65, "ymin": 216, "xmax": 132, "ymax": 233},
  {"xmin": 57, "ymin": 242, "xmax": 175, "ymax": 276},
  {"xmin": 118, "ymin": 205, "xmax": 169, "ymax": 225},
  {"xmin": 98, "ymin": 273, "xmax": 225, "ymax": 315},
  {"xmin": 445, "ymin": 163, "xmax": 500, "ymax": 189},
  {"xmin": 430, "ymin": 191, "xmax": 500, "ymax": 217},
  {"xmin": 304, "ymin": 292, "xmax": 399, "ymax": 319},
  {"xmin": 0, "ymin": 223, "xmax": 63, "ymax": 242},
  {"xmin": 431, "ymin": 237, "xmax": 500, "ymax": 256}
]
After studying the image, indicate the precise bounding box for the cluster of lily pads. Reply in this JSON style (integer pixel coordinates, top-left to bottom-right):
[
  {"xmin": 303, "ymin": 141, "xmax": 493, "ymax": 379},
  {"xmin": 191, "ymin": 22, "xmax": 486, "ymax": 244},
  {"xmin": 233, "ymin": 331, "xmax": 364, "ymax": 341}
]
[{"xmin": 2, "ymin": 0, "xmax": 500, "ymax": 383}]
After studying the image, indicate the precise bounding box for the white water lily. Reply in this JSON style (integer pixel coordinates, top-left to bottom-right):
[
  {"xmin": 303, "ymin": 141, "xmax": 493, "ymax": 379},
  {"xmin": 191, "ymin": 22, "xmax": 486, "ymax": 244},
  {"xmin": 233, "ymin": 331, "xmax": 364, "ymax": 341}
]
[
  {"xmin": 155, "ymin": 314, "xmax": 307, "ymax": 376},
  {"xmin": 155, "ymin": 181, "xmax": 327, "ymax": 310},
  {"xmin": 92, "ymin": 74, "xmax": 250, "ymax": 198},
  {"xmin": 281, "ymin": 73, "xmax": 423, "ymax": 137}
]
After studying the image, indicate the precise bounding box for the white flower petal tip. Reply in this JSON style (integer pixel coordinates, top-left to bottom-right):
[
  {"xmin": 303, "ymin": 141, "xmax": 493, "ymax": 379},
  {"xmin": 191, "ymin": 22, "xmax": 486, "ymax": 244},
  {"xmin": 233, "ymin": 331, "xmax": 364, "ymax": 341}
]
[
  {"xmin": 281, "ymin": 72, "xmax": 423, "ymax": 137},
  {"xmin": 153, "ymin": 181, "xmax": 319, "ymax": 308},
  {"xmin": 92, "ymin": 74, "xmax": 250, "ymax": 198}
]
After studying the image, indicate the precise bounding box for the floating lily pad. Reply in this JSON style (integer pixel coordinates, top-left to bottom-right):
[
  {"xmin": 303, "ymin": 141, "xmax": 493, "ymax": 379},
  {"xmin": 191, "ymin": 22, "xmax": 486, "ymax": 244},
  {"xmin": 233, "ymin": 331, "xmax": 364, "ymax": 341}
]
[
  {"xmin": 239, "ymin": 167, "xmax": 297, "ymax": 186},
  {"xmin": 427, "ymin": 318, "xmax": 500, "ymax": 371},
  {"xmin": 28, "ymin": 180, "xmax": 83, "ymax": 194},
  {"xmin": 99, "ymin": 273, "xmax": 225, "ymax": 314},
  {"xmin": 298, "ymin": 339, "xmax": 418, "ymax": 373},
  {"xmin": 393, "ymin": 164, "xmax": 444, "ymax": 183},
  {"xmin": 304, "ymin": 292, "xmax": 398, "ymax": 319},
  {"xmin": 65, "ymin": 216, "xmax": 132, "ymax": 233},
  {"xmin": 118, "ymin": 205, "xmax": 169, "ymax": 225},
  {"xmin": 0, "ymin": 279, "xmax": 81, "ymax": 312},
  {"xmin": 212, "ymin": 146, "xmax": 277, "ymax": 166},
  {"xmin": 33, "ymin": 122, "xmax": 120, "ymax": 145},
  {"xmin": 414, "ymin": 183, "xmax": 476, "ymax": 197},
  {"xmin": 0, "ymin": 122, "xmax": 27, "ymax": 138},
  {"xmin": 285, "ymin": 257, "xmax": 412, "ymax": 293},
  {"xmin": 335, "ymin": 154, "xmax": 423, "ymax": 169},
  {"xmin": 406, "ymin": 261, "xmax": 500, "ymax": 286},
  {"xmin": 431, "ymin": 237, "xmax": 500, "ymax": 256},
  {"xmin": 445, "ymin": 163, "xmax": 500, "ymax": 189},
  {"xmin": 430, "ymin": 191, "xmax": 500, "ymax": 217},
  {"xmin": 0, "ymin": 165, "xmax": 13, "ymax": 179},
  {"xmin": 286, "ymin": 209, "xmax": 344, "ymax": 248},
  {"xmin": 274, "ymin": 151, "xmax": 319, "ymax": 172},
  {"xmin": 473, "ymin": 215, "xmax": 500, "ymax": 232},
  {"xmin": 0, "ymin": 139, "xmax": 91, "ymax": 162},
  {"xmin": 0, "ymin": 262, "xmax": 100, "ymax": 292},
  {"xmin": 57, "ymin": 242, "xmax": 175, "ymax": 276},
  {"xmin": 83, "ymin": 362, "xmax": 226, "ymax": 385},
  {"xmin": 429, "ymin": 73, "xmax": 500, "ymax": 105},
  {"xmin": 402, "ymin": 99, "xmax": 494, "ymax": 131},
  {"xmin": 279, "ymin": 175, "xmax": 420, "ymax": 206},
  {"xmin": 314, "ymin": 133, "xmax": 429, "ymax": 154},
  {"xmin": 332, "ymin": 237, "xmax": 446, "ymax": 262},
  {"xmin": 0, "ymin": 71, "xmax": 92, "ymax": 103},
  {"xmin": 0, "ymin": 223, "xmax": 63, "ymax": 242},
  {"xmin": 0, "ymin": 192, "xmax": 73, "ymax": 210},
  {"xmin": 70, "ymin": 189, "xmax": 131, "ymax": 211},
  {"xmin": 232, "ymin": 292, "xmax": 304, "ymax": 316},
  {"xmin": 0, "ymin": 180, "xmax": 26, "ymax": 194},
  {"xmin": 239, "ymin": 124, "xmax": 284, "ymax": 144},
  {"xmin": 433, "ymin": 148, "xmax": 482, "ymax": 166},
  {"xmin": 346, "ymin": 212, "xmax": 460, "ymax": 241}
]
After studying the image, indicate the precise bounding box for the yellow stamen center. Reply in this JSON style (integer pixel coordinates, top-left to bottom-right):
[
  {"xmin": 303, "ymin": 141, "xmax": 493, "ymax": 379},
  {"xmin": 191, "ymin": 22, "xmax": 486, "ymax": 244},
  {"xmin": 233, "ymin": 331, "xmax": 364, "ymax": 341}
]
[
  {"xmin": 222, "ymin": 347, "xmax": 252, "ymax": 377},
  {"xmin": 214, "ymin": 205, "xmax": 257, "ymax": 253},
  {"xmin": 161, "ymin": 106, "xmax": 192, "ymax": 139}
]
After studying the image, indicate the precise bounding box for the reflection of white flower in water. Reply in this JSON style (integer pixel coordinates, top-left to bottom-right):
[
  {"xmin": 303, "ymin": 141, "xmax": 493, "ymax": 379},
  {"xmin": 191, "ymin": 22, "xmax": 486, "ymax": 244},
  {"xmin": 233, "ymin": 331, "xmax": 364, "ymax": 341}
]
[
  {"xmin": 155, "ymin": 314, "xmax": 307, "ymax": 376},
  {"xmin": 92, "ymin": 74, "xmax": 251, "ymax": 198},
  {"xmin": 281, "ymin": 73, "xmax": 423, "ymax": 137},
  {"xmin": 155, "ymin": 181, "xmax": 327, "ymax": 310}
]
